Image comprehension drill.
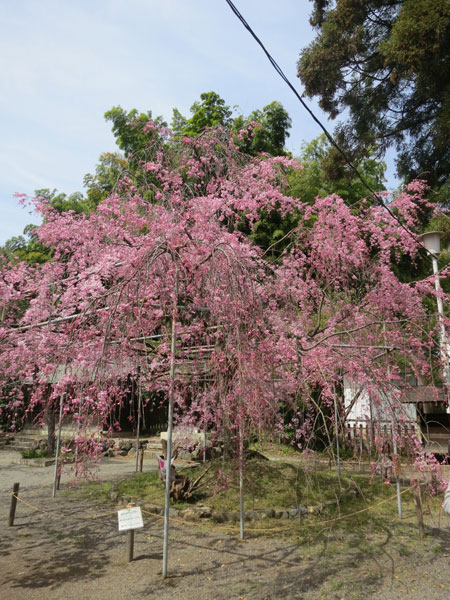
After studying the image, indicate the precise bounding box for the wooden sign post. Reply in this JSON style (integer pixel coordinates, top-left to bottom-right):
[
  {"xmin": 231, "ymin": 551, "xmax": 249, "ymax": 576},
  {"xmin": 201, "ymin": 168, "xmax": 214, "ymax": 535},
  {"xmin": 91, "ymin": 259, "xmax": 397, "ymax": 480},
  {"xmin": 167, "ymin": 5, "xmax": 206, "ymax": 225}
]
[{"xmin": 118, "ymin": 505, "xmax": 144, "ymax": 562}]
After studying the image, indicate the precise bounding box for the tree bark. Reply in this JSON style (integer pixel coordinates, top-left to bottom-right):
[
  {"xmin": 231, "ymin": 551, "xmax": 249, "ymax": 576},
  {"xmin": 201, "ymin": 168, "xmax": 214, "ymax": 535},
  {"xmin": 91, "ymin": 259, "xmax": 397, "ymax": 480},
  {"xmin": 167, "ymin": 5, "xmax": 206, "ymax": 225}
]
[{"xmin": 46, "ymin": 409, "xmax": 56, "ymax": 456}]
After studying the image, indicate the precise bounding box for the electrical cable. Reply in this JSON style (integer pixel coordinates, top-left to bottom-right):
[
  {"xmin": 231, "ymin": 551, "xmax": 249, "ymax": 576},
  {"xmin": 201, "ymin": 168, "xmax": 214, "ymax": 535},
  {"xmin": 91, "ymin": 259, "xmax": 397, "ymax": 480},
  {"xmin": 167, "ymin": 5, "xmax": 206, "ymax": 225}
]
[{"xmin": 224, "ymin": 0, "xmax": 431, "ymax": 255}]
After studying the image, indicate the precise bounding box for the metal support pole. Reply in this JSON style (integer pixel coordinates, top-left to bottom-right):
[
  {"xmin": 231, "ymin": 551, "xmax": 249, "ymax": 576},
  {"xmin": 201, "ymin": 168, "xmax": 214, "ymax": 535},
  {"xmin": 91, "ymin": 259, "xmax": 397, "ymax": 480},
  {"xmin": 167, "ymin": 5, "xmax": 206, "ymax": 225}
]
[
  {"xmin": 393, "ymin": 431, "xmax": 402, "ymax": 518},
  {"xmin": 162, "ymin": 309, "xmax": 177, "ymax": 578},
  {"xmin": 413, "ymin": 479, "xmax": 425, "ymax": 541},
  {"xmin": 135, "ymin": 384, "xmax": 142, "ymax": 473},
  {"xmin": 52, "ymin": 395, "xmax": 64, "ymax": 498},
  {"xmin": 334, "ymin": 396, "xmax": 341, "ymax": 489},
  {"xmin": 239, "ymin": 422, "xmax": 244, "ymax": 540},
  {"xmin": 432, "ymin": 255, "xmax": 450, "ymax": 384}
]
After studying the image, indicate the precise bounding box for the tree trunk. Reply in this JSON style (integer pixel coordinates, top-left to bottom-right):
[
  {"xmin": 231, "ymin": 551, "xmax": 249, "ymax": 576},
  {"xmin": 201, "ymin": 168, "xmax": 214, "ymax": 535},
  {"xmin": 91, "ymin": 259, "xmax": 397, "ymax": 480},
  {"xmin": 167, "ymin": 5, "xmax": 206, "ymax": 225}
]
[{"xmin": 46, "ymin": 409, "xmax": 56, "ymax": 456}]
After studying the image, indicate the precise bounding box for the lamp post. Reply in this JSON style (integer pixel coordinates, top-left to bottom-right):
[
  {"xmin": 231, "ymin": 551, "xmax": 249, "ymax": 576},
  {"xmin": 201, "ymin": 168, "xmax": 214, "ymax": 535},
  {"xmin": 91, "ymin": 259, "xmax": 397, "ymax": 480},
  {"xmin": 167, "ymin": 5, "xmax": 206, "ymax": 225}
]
[{"xmin": 420, "ymin": 232, "xmax": 449, "ymax": 385}]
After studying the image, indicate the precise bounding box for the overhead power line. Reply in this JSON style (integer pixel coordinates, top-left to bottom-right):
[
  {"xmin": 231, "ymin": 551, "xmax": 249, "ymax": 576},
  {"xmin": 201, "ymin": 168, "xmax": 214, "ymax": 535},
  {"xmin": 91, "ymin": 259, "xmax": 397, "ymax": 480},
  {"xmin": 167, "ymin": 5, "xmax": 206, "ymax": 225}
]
[{"xmin": 224, "ymin": 0, "xmax": 430, "ymax": 256}]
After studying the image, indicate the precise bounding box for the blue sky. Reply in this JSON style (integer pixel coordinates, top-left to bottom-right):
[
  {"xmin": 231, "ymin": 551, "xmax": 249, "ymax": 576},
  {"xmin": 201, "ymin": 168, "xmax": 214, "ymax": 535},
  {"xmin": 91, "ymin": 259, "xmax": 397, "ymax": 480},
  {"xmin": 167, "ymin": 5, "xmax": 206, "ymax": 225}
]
[{"xmin": 0, "ymin": 0, "xmax": 398, "ymax": 244}]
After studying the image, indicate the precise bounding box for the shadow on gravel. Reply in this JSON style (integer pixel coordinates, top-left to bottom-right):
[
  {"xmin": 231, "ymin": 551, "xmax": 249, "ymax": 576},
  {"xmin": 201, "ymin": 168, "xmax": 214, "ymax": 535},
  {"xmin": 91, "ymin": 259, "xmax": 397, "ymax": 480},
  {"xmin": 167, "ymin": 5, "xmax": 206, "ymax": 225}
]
[
  {"xmin": 426, "ymin": 525, "xmax": 450, "ymax": 551},
  {"xmin": 134, "ymin": 552, "xmax": 163, "ymax": 562},
  {"xmin": 1, "ymin": 504, "xmax": 115, "ymax": 590},
  {"xmin": 4, "ymin": 532, "xmax": 110, "ymax": 591}
]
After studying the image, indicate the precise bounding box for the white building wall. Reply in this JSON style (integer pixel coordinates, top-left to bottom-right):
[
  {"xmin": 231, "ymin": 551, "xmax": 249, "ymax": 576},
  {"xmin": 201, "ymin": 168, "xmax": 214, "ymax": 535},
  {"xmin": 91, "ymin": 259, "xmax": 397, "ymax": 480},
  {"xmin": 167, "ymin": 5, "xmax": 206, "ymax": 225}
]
[{"xmin": 343, "ymin": 377, "xmax": 417, "ymax": 427}]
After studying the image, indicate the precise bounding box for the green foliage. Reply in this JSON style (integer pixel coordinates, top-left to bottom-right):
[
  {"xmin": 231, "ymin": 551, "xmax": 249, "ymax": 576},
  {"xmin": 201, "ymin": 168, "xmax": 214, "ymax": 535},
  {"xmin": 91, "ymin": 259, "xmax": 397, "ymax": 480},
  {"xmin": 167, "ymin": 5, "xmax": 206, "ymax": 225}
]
[
  {"xmin": 83, "ymin": 152, "xmax": 129, "ymax": 208},
  {"xmin": 1, "ymin": 224, "xmax": 52, "ymax": 265},
  {"xmin": 35, "ymin": 188, "xmax": 87, "ymax": 215},
  {"xmin": 20, "ymin": 448, "xmax": 47, "ymax": 459},
  {"xmin": 104, "ymin": 106, "xmax": 167, "ymax": 167},
  {"xmin": 244, "ymin": 134, "xmax": 387, "ymax": 258},
  {"xmin": 182, "ymin": 91, "xmax": 233, "ymax": 137},
  {"xmin": 235, "ymin": 101, "xmax": 292, "ymax": 157},
  {"xmin": 298, "ymin": 0, "xmax": 450, "ymax": 195},
  {"xmin": 170, "ymin": 107, "xmax": 187, "ymax": 137},
  {"xmin": 244, "ymin": 206, "xmax": 300, "ymax": 259},
  {"xmin": 171, "ymin": 92, "xmax": 292, "ymax": 157},
  {"xmin": 287, "ymin": 134, "xmax": 386, "ymax": 206}
]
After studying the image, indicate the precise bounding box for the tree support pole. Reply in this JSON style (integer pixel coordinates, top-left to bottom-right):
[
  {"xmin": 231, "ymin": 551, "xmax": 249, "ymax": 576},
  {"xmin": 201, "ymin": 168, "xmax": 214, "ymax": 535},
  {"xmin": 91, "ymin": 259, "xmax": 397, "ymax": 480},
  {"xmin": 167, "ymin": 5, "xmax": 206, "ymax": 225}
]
[
  {"xmin": 239, "ymin": 421, "xmax": 244, "ymax": 540},
  {"xmin": 392, "ymin": 429, "xmax": 402, "ymax": 518},
  {"xmin": 162, "ymin": 305, "xmax": 177, "ymax": 578},
  {"xmin": 52, "ymin": 394, "xmax": 65, "ymax": 498},
  {"xmin": 135, "ymin": 384, "xmax": 142, "ymax": 473},
  {"xmin": 413, "ymin": 479, "xmax": 424, "ymax": 541},
  {"xmin": 334, "ymin": 396, "xmax": 341, "ymax": 490}
]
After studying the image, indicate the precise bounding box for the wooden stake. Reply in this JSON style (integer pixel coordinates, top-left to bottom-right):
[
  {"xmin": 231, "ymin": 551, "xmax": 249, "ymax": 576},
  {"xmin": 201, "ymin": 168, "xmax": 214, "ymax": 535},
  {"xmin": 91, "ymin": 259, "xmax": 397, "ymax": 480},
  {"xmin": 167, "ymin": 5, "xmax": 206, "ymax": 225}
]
[
  {"xmin": 126, "ymin": 530, "xmax": 135, "ymax": 562},
  {"xmin": 139, "ymin": 447, "xmax": 144, "ymax": 473},
  {"xmin": 8, "ymin": 483, "xmax": 20, "ymax": 526}
]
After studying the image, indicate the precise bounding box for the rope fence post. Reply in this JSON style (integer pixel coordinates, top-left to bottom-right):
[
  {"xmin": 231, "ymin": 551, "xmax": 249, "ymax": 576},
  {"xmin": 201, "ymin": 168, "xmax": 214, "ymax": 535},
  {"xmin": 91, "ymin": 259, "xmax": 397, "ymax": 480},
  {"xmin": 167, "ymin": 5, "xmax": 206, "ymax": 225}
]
[{"xmin": 8, "ymin": 483, "xmax": 20, "ymax": 526}]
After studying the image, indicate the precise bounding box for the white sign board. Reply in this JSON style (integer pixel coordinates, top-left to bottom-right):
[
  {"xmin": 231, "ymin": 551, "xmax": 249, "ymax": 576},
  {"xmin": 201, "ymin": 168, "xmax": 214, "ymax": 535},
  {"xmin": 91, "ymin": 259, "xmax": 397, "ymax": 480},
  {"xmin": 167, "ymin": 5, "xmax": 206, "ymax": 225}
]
[{"xmin": 118, "ymin": 506, "xmax": 144, "ymax": 531}]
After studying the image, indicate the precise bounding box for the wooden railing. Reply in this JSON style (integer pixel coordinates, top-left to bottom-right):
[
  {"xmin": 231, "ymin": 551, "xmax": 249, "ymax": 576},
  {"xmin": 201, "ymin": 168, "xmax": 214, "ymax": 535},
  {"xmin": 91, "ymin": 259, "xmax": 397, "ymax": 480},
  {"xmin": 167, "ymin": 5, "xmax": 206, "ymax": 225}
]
[{"xmin": 343, "ymin": 422, "xmax": 418, "ymax": 455}]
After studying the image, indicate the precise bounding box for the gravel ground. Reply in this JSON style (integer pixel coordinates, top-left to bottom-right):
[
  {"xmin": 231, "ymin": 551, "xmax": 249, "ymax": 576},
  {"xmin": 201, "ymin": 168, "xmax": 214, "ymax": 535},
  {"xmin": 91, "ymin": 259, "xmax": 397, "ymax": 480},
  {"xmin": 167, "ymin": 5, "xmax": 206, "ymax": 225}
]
[{"xmin": 1, "ymin": 450, "xmax": 450, "ymax": 600}]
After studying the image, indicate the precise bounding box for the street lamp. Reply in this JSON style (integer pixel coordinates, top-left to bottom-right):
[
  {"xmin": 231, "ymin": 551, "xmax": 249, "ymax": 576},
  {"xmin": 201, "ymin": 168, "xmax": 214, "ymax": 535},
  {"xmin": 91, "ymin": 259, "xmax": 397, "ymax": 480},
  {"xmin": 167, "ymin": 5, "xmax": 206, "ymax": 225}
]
[{"xmin": 420, "ymin": 231, "xmax": 449, "ymax": 385}]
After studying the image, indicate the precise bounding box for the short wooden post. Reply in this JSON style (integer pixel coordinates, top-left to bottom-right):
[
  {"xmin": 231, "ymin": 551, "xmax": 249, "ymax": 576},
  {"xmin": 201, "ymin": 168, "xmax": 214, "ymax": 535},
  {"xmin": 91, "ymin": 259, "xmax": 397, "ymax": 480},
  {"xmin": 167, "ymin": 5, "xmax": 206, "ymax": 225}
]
[
  {"xmin": 126, "ymin": 529, "xmax": 135, "ymax": 562},
  {"xmin": 139, "ymin": 447, "xmax": 144, "ymax": 473},
  {"xmin": 412, "ymin": 479, "xmax": 424, "ymax": 541},
  {"xmin": 126, "ymin": 502, "xmax": 136, "ymax": 562},
  {"xmin": 8, "ymin": 483, "xmax": 20, "ymax": 526}
]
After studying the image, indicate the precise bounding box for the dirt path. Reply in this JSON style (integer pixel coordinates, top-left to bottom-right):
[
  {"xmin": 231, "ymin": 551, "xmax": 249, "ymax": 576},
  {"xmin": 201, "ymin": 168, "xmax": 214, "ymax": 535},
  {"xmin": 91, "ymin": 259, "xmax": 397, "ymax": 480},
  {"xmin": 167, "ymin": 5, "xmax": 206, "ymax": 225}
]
[{"xmin": 1, "ymin": 453, "xmax": 450, "ymax": 599}]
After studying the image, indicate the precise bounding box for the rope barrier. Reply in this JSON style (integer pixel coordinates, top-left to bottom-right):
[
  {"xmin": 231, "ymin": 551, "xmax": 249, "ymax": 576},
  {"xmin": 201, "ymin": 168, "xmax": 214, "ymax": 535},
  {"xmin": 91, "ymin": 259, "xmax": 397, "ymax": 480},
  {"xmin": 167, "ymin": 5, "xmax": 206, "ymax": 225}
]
[
  {"xmin": 11, "ymin": 494, "xmax": 119, "ymax": 522},
  {"xmin": 8, "ymin": 483, "xmax": 418, "ymax": 535},
  {"xmin": 236, "ymin": 485, "xmax": 415, "ymax": 534},
  {"xmin": 11, "ymin": 494, "xmax": 55, "ymax": 518}
]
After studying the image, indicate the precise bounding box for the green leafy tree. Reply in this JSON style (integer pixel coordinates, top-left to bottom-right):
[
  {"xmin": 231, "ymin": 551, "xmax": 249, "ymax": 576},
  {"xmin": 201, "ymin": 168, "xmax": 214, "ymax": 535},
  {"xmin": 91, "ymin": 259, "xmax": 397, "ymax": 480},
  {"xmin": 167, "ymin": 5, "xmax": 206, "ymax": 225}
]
[
  {"xmin": 34, "ymin": 188, "xmax": 87, "ymax": 214},
  {"xmin": 170, "ymin": 107, "xmax": 188, "ymax": 137},
  {"xmin": 248, "ymin": 134, "xmax": 387, "ymax": 258},
  {"xmin": 287, "ymin": 134, "xmax": 386, "ymax": 206},
  {"xmin": 181, "ymin": 91, "xmax": 233, "ymax": 137},
  {"xmin": 104, "ymin": 106, "xmax": 167, "ymax": 169},
  {"xmin": 173, "ymin": 93, "xmax": 292, "ymax": 156},
  {"xmin": 1, "ymin": 188, "xmax": 92, "ymax": 266},
  {"xmin": 1, "ymin": 224, "xmax": 51, "ymax": 265},
  {"xmin": 298, "ymin": 0, "xmax": 450, "ymax": 194},
  {"xmin": 236, "ymin": 101, "xmax": 292, "ymax": 156},
  {"xmin": 83, "ymin": 152, "xmax": 129, "ymax": 208}
]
